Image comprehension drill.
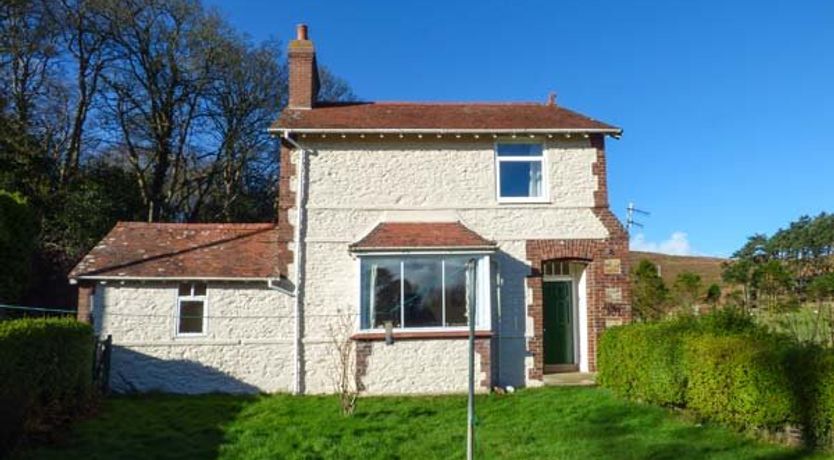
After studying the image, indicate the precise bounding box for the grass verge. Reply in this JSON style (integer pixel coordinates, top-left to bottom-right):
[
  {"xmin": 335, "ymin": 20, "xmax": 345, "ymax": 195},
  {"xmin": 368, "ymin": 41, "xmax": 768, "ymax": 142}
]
[{"xmin": 14, "ymin": 387, "xmax": 825, "ymax": 460}]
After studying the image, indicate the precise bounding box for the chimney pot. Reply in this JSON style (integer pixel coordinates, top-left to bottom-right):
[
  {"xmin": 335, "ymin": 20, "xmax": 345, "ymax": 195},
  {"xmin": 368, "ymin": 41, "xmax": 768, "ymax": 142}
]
[
  {"xmin": 296, "ymin": 24, "xmax": 308, "ymax": 41},
  {"xmin": 547, "ymin": 92, "xmax": 557, "ymax": 107}
]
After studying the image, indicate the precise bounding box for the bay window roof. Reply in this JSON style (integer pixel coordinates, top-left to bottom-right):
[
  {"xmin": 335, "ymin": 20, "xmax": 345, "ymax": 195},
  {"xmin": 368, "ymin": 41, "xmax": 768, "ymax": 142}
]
[{"xmin": 350, "ymin": 222, "xmax": 496, "ymax": 252}]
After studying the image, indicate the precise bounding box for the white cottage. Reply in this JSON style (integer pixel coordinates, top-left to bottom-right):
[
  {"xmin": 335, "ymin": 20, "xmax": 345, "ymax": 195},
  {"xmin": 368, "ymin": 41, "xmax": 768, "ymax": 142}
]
[{"xmin": 69, "ymin": 24, "xmax": 631, "ymax": 395}]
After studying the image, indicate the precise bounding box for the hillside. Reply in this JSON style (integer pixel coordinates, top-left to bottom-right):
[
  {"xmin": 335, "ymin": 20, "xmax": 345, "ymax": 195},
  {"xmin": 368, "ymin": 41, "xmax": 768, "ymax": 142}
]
[{"xmin": 628, "ymin": 251, "xmax": 727, "ymax": 287}]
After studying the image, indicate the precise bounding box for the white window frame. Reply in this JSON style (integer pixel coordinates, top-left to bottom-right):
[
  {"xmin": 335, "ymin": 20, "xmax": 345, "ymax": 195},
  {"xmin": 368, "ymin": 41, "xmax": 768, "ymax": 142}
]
[
  {"xmin": 356, "ymin": 252, "xmax": 492, "ymax": 333},
  {"xmin": 494, "ymin": 140, "xmax": 549, "ymax": 204},
  {"xmin": 175, "ymin": 282, "xmax": 208, "ymax": 337}
]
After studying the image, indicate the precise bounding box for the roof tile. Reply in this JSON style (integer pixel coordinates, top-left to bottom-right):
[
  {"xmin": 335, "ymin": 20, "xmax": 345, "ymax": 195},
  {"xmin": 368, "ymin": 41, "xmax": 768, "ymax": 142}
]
[
  {"xmin": 273, "ymin": 102, "xmax": 619, "ymax": 132},
  {"xmin": 350, "ymin": 222, "xmax": 496, "ymax": 251},
  {"xmin": 69, "ymin": 222, "xmax": 283, "ymax": 280}
]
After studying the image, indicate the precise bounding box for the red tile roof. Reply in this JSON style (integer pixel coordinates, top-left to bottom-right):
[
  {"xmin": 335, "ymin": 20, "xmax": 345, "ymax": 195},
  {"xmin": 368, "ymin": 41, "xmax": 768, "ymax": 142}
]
[
  {"xmin": 69, "ymin": 222, "xmax": 283, "ymax": 280},
  {"xmin": 273, "ymin": 102, "xmax": 620, "ymax": 133},
  {"xmin": 350, "ymin": 222, "xmax": 496, "ymax": 251}
]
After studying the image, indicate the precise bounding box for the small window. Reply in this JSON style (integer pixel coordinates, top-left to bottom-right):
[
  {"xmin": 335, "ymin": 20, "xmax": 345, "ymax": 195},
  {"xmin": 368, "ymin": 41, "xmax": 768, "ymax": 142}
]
[
  {"xmin": 496, "ymin": 142, "xmax": 546, "ymax": 202},
  {"xmin": 177, "ymin": 283, "xmax": 206, "ymax": 335},
  {"xmin": 543, "ymin": 261, "xmax": 571, "ymax": 277}
]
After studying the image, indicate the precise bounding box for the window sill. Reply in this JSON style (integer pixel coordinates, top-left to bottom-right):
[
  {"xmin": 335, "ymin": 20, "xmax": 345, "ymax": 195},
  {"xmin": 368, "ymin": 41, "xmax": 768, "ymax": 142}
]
[
  {"xmin": 496, "ymin": 198, "xmax": 551, "ymax": 205},
  {"xmin": 174, "ymin": 333, "xmax": 206, "ymax": 338},
  {"xmin": 351, "ymin": 330, "xmax": 493, "ymax": 341}
]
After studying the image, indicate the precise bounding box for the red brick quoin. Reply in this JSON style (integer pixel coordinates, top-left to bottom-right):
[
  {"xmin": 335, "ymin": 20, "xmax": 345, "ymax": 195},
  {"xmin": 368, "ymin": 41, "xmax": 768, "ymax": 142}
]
[{"xmin": 525, "ymin": 135, "xmax": 631, "ymax": 381}]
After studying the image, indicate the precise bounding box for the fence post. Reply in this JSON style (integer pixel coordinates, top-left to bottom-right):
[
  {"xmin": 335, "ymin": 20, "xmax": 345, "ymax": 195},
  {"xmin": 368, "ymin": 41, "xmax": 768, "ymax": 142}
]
[{"xmin": 103, "ymin": 335, "xmax": 112, "ymax": 394}]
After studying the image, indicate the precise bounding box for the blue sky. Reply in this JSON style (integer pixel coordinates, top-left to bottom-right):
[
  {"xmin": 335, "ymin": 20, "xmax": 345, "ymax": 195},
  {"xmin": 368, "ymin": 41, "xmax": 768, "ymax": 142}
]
[{"xmin": 209, "ymin": 0, "xmax": 834, "ymax": 257}]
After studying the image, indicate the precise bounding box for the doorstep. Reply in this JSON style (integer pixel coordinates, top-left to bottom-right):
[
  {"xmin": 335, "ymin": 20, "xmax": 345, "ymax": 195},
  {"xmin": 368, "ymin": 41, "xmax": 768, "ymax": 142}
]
[{"xmin": 542, "ymin": 372, "xmax": 597, "ymax": 387}]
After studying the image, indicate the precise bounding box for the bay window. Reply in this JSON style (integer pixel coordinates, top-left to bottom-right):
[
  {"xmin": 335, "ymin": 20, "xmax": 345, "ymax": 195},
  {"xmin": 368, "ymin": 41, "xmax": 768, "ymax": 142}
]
[
  {"xmin": 496, "ymin": 142, "xmax": 547, "ymax": 202},
  {"xmin": 359, "ymin": 254, "xmax": 490, "ymax": 330}
]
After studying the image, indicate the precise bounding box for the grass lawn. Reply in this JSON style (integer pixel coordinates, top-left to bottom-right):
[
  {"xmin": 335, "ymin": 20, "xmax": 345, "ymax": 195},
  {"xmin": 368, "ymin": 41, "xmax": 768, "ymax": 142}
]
[{"xmin": 14, "ymin": 387, "xmax": 828, "ymax": 460}]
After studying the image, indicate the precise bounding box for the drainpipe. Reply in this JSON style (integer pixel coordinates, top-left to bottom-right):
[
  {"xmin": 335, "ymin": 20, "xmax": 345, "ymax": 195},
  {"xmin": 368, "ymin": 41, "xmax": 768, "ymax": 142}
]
[
  {"xmin": 492, "ymin": 259, "xmax": 502, "ymax": 386},
  {"xmin": 282, "ymin": 130, "xmax": 309, "ymax": 396}
]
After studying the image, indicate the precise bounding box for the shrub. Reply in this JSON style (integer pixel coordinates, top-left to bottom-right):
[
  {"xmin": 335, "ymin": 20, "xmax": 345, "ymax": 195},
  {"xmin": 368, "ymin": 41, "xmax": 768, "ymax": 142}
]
[
  {"xmin": 0, "ymin": 318, "xmax": 93, "ymax": 452},
  {"xmin": 598, "ymin": 309, "xmax": 834, "ymax": 446},
  {"xmin": 0, "ymin": 191, "xmax": 37, "ymax": 303},
  {"xmin": 793, "ymin": 347, "xmax": 834, "ymax": 448},
  {"xmin": 698, "ymin": 307, "xmax": 758, "ymax": 335},
  {"xmin": 683, "ymin": 333, "xmax": 794, "ymax": 430},
  {"xmin": 598, "ymin": 316, "xmax": 697, "ymax": 406}
]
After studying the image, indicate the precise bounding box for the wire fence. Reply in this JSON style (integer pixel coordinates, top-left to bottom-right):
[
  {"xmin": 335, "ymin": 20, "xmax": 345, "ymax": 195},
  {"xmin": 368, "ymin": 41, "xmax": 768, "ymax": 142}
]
[
  {"xmin": 0, "ymin": 304, "xmax": 531, "ymax": 338},
  {"xmin": 0, "ymin": 303, "xmax": 359, "ymax": 320}
]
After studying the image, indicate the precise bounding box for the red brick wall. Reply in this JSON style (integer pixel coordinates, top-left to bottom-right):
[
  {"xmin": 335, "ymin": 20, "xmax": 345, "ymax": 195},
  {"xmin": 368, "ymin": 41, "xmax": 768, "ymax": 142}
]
[
  {"xmin": 288, "ymin": 40, "xmax": 318, "ymax": 109},
  {"xmin": 525, "ymin": 135, "xmax": 630, "ymax": 380},
  {"xmin": 76, "ymin": 282, "xmax": 95, "ymax": 323},
  {"xmin": 275, "ymin": 142, "xmax": 296, "ymax": 278},
  {"xmin": 475, "ymin": 338, "xmax": 492, "ymax": 389}
]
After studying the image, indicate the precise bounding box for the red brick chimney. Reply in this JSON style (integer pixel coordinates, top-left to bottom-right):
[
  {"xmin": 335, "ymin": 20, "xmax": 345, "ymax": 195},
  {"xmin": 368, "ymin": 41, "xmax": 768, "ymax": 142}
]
[{"xmin": 288, "ymin": 24, "xmax": 319, "ymax": 109}]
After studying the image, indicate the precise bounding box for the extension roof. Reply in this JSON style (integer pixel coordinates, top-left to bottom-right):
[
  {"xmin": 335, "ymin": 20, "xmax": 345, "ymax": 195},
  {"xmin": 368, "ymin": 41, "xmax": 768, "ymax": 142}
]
[{"xmin": 69, "ymin": 222, "xmax": 283, "ymax": 281}]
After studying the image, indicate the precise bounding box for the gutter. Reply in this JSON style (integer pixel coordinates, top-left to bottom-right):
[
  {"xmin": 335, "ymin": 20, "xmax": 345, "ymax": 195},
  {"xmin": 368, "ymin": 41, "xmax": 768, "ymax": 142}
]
[
  {"xmin": 72, "ymin": 276, "xmax": 280, "ymax": 283},
  {"xmin": 349, "ymin": 246, "xmax": 498, "ymax": 254},
  {"xmin": 267, "ymin": 127, "xmax": 622, "ymax": 136},
  {"xmin": 282, "ymin": 130, "xmax": 309, "ymax": 396}
]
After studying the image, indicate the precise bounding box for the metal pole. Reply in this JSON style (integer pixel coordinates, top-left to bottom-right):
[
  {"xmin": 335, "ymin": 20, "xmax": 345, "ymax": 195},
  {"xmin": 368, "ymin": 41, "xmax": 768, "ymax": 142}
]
[{"xmin": 466, "ymin": 258, "xmax": 476, "ymax": 460}]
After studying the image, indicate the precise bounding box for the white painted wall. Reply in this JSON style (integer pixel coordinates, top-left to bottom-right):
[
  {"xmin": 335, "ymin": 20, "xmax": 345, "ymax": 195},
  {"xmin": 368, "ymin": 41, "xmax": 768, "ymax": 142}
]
[
  {"xmin": 296, "ymin": 138, "xmax": 607, "ymax": 391},
  {"xmin": 94, "ymin": 282, "xmax": 295, "ymax": 394},
  {"xmin": 95, "ymin": 137, "xmax": 608, "ymax": 395},
  {"xmin": 360, "ymin": 340, "xmax": 487, "ymax": 395}
]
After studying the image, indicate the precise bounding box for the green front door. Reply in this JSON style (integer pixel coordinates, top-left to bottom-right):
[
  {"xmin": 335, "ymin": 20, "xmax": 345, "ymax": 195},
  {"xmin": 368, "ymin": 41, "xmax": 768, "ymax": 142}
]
[{"xmin": 543, "ymin": 281, "xmax": 574, "ymax": 366}]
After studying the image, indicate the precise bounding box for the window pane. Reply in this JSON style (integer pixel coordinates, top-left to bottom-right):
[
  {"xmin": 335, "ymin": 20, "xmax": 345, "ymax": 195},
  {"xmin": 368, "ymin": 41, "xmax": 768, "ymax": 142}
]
[
  {"xmin": 178, "ymin": 284, "xmax": 191, "ymax": 296},
  {"xmin": 361, "ymin": 258, "xmax": 402, "ymax": 328},
  {"xmin": 403, "ymin": 259, "xmax": 443, "ymax": 328},
  {"xmin": 179, "ymin": 300, "xmax": 204, "ymax": 334},
  {"xmin": 445, "ymin": 257, "xmax": 472, "ymax": 327},
  {"xmin": 500, "ymin": 160, "xmax": 542, "ymax": 198},
  {"xmin": 497, "ymin": 143, "xmax": 542, "ymax": 157},
  {"xmin": 192, "ymin": 283, "xmax": 207, "ymax": 296}
]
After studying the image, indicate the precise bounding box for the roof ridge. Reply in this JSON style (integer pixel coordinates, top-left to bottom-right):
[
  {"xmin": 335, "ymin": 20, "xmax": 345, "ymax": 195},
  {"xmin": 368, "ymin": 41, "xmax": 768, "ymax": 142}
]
[{"xmin": 369, "ymin": 101, "xmax": 543, "ymax": 106}]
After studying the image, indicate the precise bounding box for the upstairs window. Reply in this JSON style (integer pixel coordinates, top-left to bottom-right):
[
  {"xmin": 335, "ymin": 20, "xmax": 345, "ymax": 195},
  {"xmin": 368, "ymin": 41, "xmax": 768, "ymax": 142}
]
[
  {"xmin": 496, "ymin": 142, "xmax": 546, "ymax": 202},
  {"xmin": 177, "ymin": 282, "xmax": 207, "ymax": 335}
]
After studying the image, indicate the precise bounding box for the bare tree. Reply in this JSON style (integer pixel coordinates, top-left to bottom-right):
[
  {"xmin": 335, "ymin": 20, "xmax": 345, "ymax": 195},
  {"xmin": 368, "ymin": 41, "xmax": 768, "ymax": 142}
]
[
  {"xmin": 51, "ymin": 0, "xmax": 111, "ymax": 185},
  {"xmin": 328, "ymin": 311, "xmax": 361, "ymax": 416},
  {"xmin": 0, "ymin": 0, "xmax": 61, "ymax": 130},
  {"xmin": 96, "ymin": 0, "xmax": 221, "ymax": 221},
  {"xmin": 317, "ymin": 67, "xmax": 357, "ymax": 103},
  {"xmin": 200, "ymin": 37, "xmax": 285, "ymax": 222}
]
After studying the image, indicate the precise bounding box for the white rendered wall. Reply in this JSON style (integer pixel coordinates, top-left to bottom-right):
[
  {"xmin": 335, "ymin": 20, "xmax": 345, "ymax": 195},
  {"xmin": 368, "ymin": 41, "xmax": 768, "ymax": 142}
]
[
  {"xmin": 360, "ymin": 340, "xmax": 487, "ymax": 395},
  {"xmin": 295, "ymin": 138, "xmax": 608, "ymax": 391},
  {"xmin": 94, "ymin": 282, "xmax": 295, "ymax": 394}
]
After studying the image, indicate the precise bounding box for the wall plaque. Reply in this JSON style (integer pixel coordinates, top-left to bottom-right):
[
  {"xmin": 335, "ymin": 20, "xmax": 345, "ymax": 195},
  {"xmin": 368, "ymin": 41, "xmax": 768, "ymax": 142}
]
[
  {"xmin": 604, "ymin": 258, "xmax": 622, "ymax": 275},
  {"xmin": 605, "ymin": 287, "xmax": 623, "ymax": 303}
]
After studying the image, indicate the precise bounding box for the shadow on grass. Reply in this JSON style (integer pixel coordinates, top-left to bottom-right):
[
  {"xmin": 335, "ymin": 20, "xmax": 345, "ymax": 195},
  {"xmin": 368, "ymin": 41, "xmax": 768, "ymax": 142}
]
[
  {"xmin": 12, "ymin": 394, "xmax": 254, "ymax": 460},
  {"xmin": 15, "ymin": 388, "xmax": 820, "ymax": 460}
]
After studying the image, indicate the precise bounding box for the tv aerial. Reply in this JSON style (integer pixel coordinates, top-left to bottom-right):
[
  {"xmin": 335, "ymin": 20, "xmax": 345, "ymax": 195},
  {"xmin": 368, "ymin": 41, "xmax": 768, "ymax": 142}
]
[{"xmin": 626, "ymin": 202, "xmax": 650, "ymax": 232}]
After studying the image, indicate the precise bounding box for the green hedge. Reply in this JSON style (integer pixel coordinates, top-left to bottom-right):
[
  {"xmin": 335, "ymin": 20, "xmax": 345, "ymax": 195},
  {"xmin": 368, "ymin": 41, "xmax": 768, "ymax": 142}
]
[
  {"xmin": 788, "ymin": 347, "xmax": 834, "ymax": 448},
  {"xmin": 683, "ymin": 333, "xmax": 794, "ymax": 429},
  {"xmin": 598, "ymin": 317, "xmax": 695, "ymax": 406},
  {"xmin": 598, "ymin": 310, "xmax": 834, "ymax": 449},
  {"xmin": 0, "ymin": 318, "xmax": 94, "ymax": 452}
]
